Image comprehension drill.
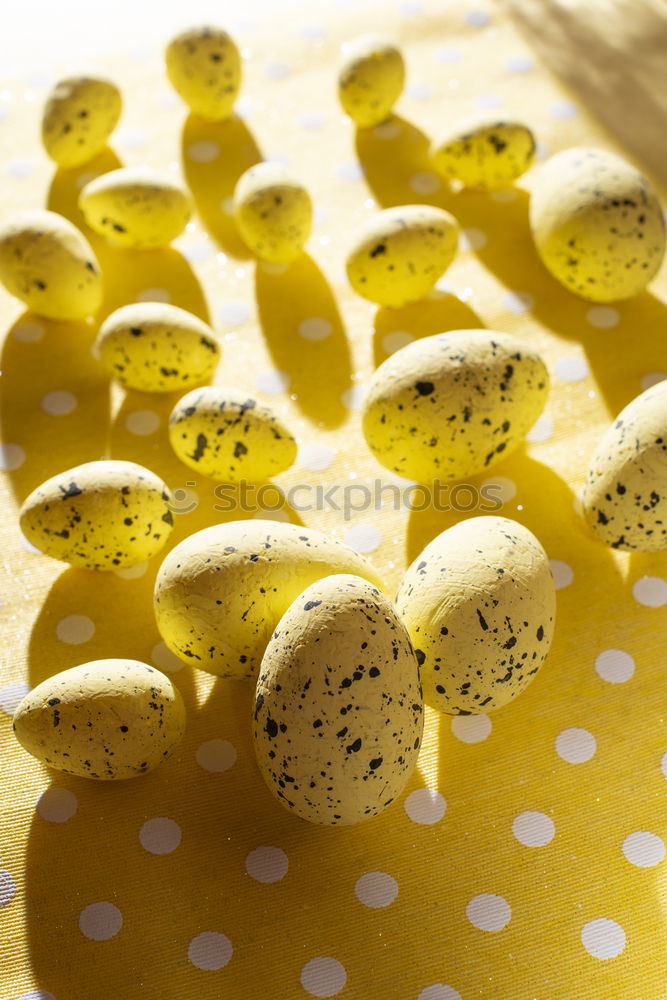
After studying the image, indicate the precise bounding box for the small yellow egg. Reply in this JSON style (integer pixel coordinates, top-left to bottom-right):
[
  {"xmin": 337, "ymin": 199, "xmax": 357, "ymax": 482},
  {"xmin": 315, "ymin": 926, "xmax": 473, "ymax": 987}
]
[
  {"xmin": 254, "ymin": 574, "xmax": 423, "ymax": 825},
  {"xmin": 96, "ymin": 302, "xmax": 220, "ymax": 392},
  {"xmin": 233, "ymin": 162, "xmax": 312, "ymax": 262},
  {"xmin": 582, "ymin": 380, "xmax": 667, "ymax": 551},
  {"xmin": 0, "ymin": 210, "xmax": 102, "ymax": 320},
  {"xmin": 166, "ymin": 25, "xmax": 241, "ymax": 121},
  {"xmin": 78, "ymin": 166, "xmax": 191, "ymax": 248},
  {"xmin": 362, "ymin": 329, "xmax": 549, "ymax": 482},
  {"xmin": 20, "ymin": 460, "xmax": 174, "ymax": 570},
  {"xmin": 169, "ymin": 386, "xmax": 297, "ymax": 481},
  {"xmin": 154, "ymin": 520, "xmax": 385, "ymax": 679},
  {"xmin": 346, "ymin": 205, "xmax": 459, "ymax": 307},
  {"xmin": 396, "ymin": 516, "xmax": 556, "ymax": 714},
  {"xmin": 431, "ymin": 117, "xmax": 536, "ymax": 190},
  {"xmin": 530, "ymin": 147, "xmax": 666, "ymax": 302},
  {"xmin": 41, "ymin": 76, "xmax": 122, "ymax": 168},
  {"xmin": 13, "ymin": 659, "xmax": 185, "ymax": 780},
  {"xmin": 338, "ymin": 34, "xmax": 405, "ymax": 128}
]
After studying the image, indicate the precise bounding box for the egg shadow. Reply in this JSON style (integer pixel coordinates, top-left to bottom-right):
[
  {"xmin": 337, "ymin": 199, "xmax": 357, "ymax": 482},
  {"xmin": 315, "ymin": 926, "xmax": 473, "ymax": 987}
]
[
  {"xmin": 255, "ymin": 253, "xmax": 353, "ymax": 429},
  {"xmin": 453, "ymin": 186, "xmax": 667, "ymax": 417},
  {"xmin": 373, "ymin": 291, "xmax": 484, "ymax": 367},
  {"xmin": 181, "ymin": 112, "xmax": 263, "ymax": 259},
  {"xmin": 0, "ymin": 312, "xmax": 111, "ymax": 505},
  {"xmin": 355, "ymin": 114, "xmax": 456, "ymax": 213}
]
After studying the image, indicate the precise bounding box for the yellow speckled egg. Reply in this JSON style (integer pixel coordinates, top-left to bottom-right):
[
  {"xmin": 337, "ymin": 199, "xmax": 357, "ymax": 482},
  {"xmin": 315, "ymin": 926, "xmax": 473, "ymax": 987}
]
[
  {"xmin": 78, "ymin": 166, "xmax": 191, "ymax": 248},
  {"xmin": 41, "ymin": 76, "xmax": 122, "ymax": 168},
  {"xmin": 529, "ymin": 147, "xmax": 666, "ymax": 302},
  {"xmin": 254, "ymin": 574, "xmax": 423, "ymax": 825},
  {"xmin": 582, "ymin": 380, "xmax": 667, "ymax": 551},
  {"xmin": 363, "ymin": 329, "xmax": 549, "ymax": 482},
  {"xmin": 12, "ymin": 659, "xmax": 185, "ymax": 780},
  {"xmin": 96, "ymin": 302, "xmax": 220, "ymax": 393},
  {"xmin": 431, "ymin": 117, "xmax": 536, "ymax": 191},
  {"xmin": 165, "ymin": 25, "xmax": 241, "ymax": 122},
  {"xmin": 233, "ymin": 162, "xmax": 312, "ymax": 263},
  {"xmin": 20, "ymin": 460, "xmax": 174, "ymax": 570},
  {"xmin": 169, "ymin": 386, "xmax": 297, "ymax": 481},
  {"xmin": 154, "ymin": 520, "xmax": 385, "ymax": 679},
  {"xmin": 338, "ymin": 34, "xmax": 405, "ymax": 128},
  {"xmin": 0, "ymin": 210, "xmax": 102, "ymax": 320},
  {"xmin": 346, "ymin": 205, "xmax": 459, "ymax": 307},
  {"xmin": 396, "ymin": 516, "xmax": 556, "ymax": 714}
]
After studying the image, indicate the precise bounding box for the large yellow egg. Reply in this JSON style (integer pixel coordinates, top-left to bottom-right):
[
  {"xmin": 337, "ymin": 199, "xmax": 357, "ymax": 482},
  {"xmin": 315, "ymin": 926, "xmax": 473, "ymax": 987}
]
[
  {"xmin": 166, "ymin": 26, "xmax": 241, "ymax": 121},
  {"xmin": 41, "ymin": 76, "xmax": 122, "ymax": 168},
  {"xmin": 79, "ymin": 166, "xmax": 191, "ymax": 248},
  {"xmin": 338, "ymin": 35, "xmax": 405, "ymax": 128},
  {"xmin": 233, "ymin": 162, "xmax": 312, "ymax": 262}
]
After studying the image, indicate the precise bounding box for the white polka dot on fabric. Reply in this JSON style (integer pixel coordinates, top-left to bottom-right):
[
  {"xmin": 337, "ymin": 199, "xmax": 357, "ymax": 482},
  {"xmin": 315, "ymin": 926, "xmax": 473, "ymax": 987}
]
[
  {"xmin": 535, "ymin": 141, "xmax": 550, "ymax": 161},
  {"xmin": 0, "ymin": 443, "xmax": 26, "ymax": 471},
  {"xmin": 220, "ymin": 196, "xmax": 235, "ymax": 216},
  {"xmin": 236, "ymin": 96, "xmax": 260, "ymax": 121},
  {"xmin": 450, "ymin": 714, "xmax": 492, "ymax": 743},
  {"xmin": 298, "ymin": 317, "xmax": 332, "ymax": 341},
  {"xmin": 76, "ymin": 170, "xmax": 100, "ymax": 190},
  {"xmin": 217, "ymin": 301, "xmax": 250, "ymax": 325},
  {"xmin": 399, "ymin": 1, "xmax": 423, "ymax": 15},
  {"xmin": 491, "ymin": 187, "xmax": 518, "ymax": 203},
  {"xmin": 382, "ymin": 330, "xmax": 414, "ymax": 355},
  {"xmin": 151, "ymin": 641, "xmax": 185, "ymax": 673},
  {"xmin": 460, "ymin": 228, "xmax": 487, "ymax": 251},
  {"xmin": 435, "ymin": 47, "xmax": 461, "ymax": 64},
  {"xmin": 196, "ymin": 739, "xmax": 237, "ymax": 773},
  {"xmin": 481, "ymin": 476, "xmax": 516, "ymax": 504},
  {"xmin": 245, "ymin": 845, "xmax": 289, "ymax": 883},
  {"xmin": 550, "ymin": 559, "xmax": 574, "ymax": 590},
  {"xmin": 181, "ymin": 241, "xmax": 215, "ymax": 265},
  {"xmin": 115, "ymin": 130, "xmax": 147, "ymax": 150},
  {"xmin": 466, "ymin": 9, "xmax": 491, "ymax": 27},
  {"xmin": 640, "ymin": 372, "xmax": 667, "ymax": 391},
  {"xmin": 476, "ymin": 93, "xmax": 504, "ymax": 109},
  {"xmin": 259, "ymin": 260, "xmax": 289, "ymax": 275},
  {"xmin": 595, "ymin": 649, "xmax": 635, "ymax": 684},
  {"xmin": 512, "ymin": 810, "xmax": 555, "ymax": 847},
  {"xmin": 0, "ymin": 870, "xmax": 16, "ymax": 907},
  {"xmin": 12, "ymin": 320, "xmax": 44, "ymax": 342},
  {"xmin": 139, "ymin": 817, "xmax": 182, "ymax": 855},
  {"xmin": 299, "ymin": 23, "xmax": 325, "ymax": 40},
  {"xmin": 404, "ymin": 788, "xmax": 446, "ymax": 825},
  {"xmin": 526, "ymin": 414, "xmax": 553, "ymax": 443},
  {"xmin": 298, "ymin": 112, "xmax": 327, "ymax": 130},
  {"xmin": 354, "ymin": 871, "xmax": 398, "ymax": 908},
  {"xmin": 581, "ymin": 918, "xmax": 626, "ymax": 960},
  {"xmin": 556, "ymin": 727, "xmax": 596, "ymax": 763},
  {"xmin": 336, "ymin": 161, "xmax": 363, "ymax": 182},
  {"xmin": 79, "ymin": 901, "xmax": 123, "ymax": 940},
  {"xmin": 633, "ymin": 576, "xmax": 667, "ymax": 607},
  {"xmin": 503, "ymin": 290, "xmax": 534, "ymax": 314},
  {"xmin": 188, "ymin": 931, "xmax": 233, "ymax": 970},
  {"xmin": 341, "ymin": 385, "xmax": 365, "ymax": 412},
  {"xmin": 506, "ymin": 54, "xmax": 534, "ymax": 73},
  {"xmin": 298, "ymin": 443, "xmax": 335, "ymax": 472},
  {"xmin": 56, "ymin": 615, "xmax": 95, "ymax": 645},
  {"xmin": 37, "ymin": 787, "xmax": 78, "ymax": 823},
  {"xmin": 661, "ymin": 753, "xmax": 667, "ymax": 779},
  {"xmin": 7, "ymin": 159, "xmax": 35, "ymax": 178},
  {"xmin": 586, "ymin": 306, "xmax": 619, "ymax": 329},
  {"xmin": 406, "ymin": 83, "xmax": 433, "ymax": 101},
  {"xmin": 136, "ymin": 287, "xmax": 171, "ymax": 304},
  {"xmin": 187, "ymin": 141, "xmax": 220, "ymax": 163},
  {"xmin": 550, "ymin": 100, "xmax": 578, "ymax": 119},
  {"xmin": 0, "ymin": 682, "xmax": 29, "ymax": 715},
  {"xmin": 409, "ymin": 171, "xmax": 441, "ymax": 195},
  {"xmin": 466, "ymin": 893, "xmax": 511, "ymax": 931},
  {"xmin": 344, "ymin": 524, "xmax": 382, "ymax": 554},
  {"xmin": 622, "ymin": 831, "xmax": 665, "ymax": 868},
  {"xmin": 300, "ymin": 957, "xmax": 347, "ymax": 998},
  {"xmin": 256, "ymin": 370, "xmax": 291, "ymax": 395},
  {"xmin": 554, "ymin": 357, "xmax": 589, "ymax": 382},
  {"xmin": 373, "ymin": 120, "xmax": 402, "ymax": 140},
  {"xmin": 41, "ymin": 391, "xmax": 77, "ymax": 416},
  {"xmin": 265, "ymin": 61, "xmax": 290, "ymax": 81},
  {"xmin": 113, "ymin": 561, "xmax": 148, "ymax": 580},
  {"xmin": 418, "ymin": 987, "xmax": 462, "ymax": 1000},
  {"xmin": 125, "ymin": 410, "xmax": 160, "ymax": 436}
]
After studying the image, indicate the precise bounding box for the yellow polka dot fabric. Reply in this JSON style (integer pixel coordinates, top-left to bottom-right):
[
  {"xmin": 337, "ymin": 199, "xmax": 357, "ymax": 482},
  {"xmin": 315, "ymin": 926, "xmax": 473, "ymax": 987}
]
[{"xmin": 2, "ymin": 3, "xmax": 667, "ymax": 999}]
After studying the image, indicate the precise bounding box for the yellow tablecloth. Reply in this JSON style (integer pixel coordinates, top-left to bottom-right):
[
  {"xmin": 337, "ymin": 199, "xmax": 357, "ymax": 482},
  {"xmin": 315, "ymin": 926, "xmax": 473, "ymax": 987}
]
[{"xmin": 2, "ymin": 3, "xmax": 667, "ymax": 998}]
